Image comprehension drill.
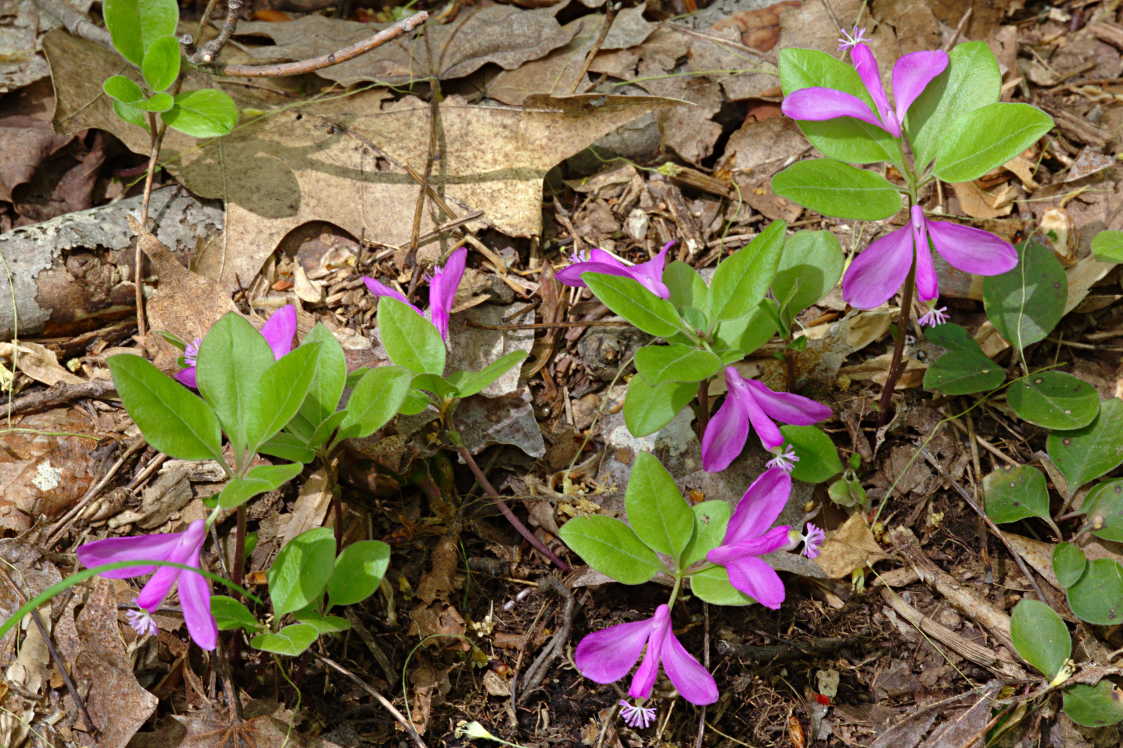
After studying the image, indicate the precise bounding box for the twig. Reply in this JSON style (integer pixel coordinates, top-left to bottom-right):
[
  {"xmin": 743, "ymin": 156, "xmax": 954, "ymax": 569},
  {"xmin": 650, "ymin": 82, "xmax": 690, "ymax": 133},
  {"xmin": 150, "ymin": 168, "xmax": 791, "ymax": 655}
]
[
  {"xmin": 314, "ymin": 652, "xmax": 428, "ymax": 748},
  {"xmin": 210, "ymin": 12, "xmax": 428, "ymax": 78},
  {"xmin": 466, "ymin": 319, "xmax": 632, "ymax": 331},
  {"xmin": 570, "ymin": 4, "xmax": 617, "ymax": 93},
  {"xmin": 4, "ymin": 379, "xmax": 117, "ymax": 416},
  {"xmin": 189, "ymin": 0, "xmax": 244, "ymax": 65},
  {"xmin": 44, "ymin": 435, "xmax": 146, "ymax": 546},
  {"xmin": 876, "ymin": 263, "xmax": 916, "ymax": 427},
  {"xmin": 31, "ymin": 0, "xmax": 111, "ymax": 47},
  {"xmin": 514, "ymin": 576, "xmax": 575, "ymax": 703}
]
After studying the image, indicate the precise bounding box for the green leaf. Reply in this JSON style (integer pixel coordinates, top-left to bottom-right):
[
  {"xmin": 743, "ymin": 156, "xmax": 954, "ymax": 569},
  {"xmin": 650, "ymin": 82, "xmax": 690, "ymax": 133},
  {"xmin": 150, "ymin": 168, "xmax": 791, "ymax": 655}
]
[
  {"xmin": 690, "ymin": 565, "xmax": 755, "ymax": 606},
  {"xmin": 583, "ymin": 273, "xmax": 684, "ymax": 337},
  {"xmin": 140, "ymin": 35, "xmax": 180, "ymax": 91},
  {"xmin": 923, "ymin": 323, "xmax": 1004, "ymax": 395},
  {"xmin": 112, "ymin": 98, "xmax": 150, "ymax": 130},
  {"xmin": 298, "ymin": 324, "xmax": 347, "ymax": 428},
  {"xmin": 778, "ymin": 48, "xmax": 905, "ymax": 166},
  {"xmin": 828, "ymin": 475, "xmax": 868, "ymax": 508},
  {"xmin": 162, "ymin": 88, "xmax": 238, "ymax": 138},
  {"xmin": 1063, "ymin": 681, "xmax": 1123, "ymax": 727},
  {"xmin": 107, "ymin": 354, "xmax": 223, "ymax": 462},
  {"xmin": 772, "ymin": 159, "xmax": 901, "ymax": 220},
  {"xmin": 398, "ymin": 388, "xmax": 432, "ymax": 416},
  {"xmin": 1066, "ymin": 559, "xmax": 1123, "ymax": 625},
  {"xmin": 983, "ymin": 465, "xmax": 1051, "ymax": 524},
  {"xmin": 1080, "ymin": 479, "xmax": 1123, "ymax": 543},
  {"xmin": 934, "ymin": 103, "xmax": 1054, "ymax": 183},
  {"xmin": 714, "ymin": 306, "xmax": 776, "ymax": 358},
  {"xmin": 635, "ymin": 343, "xmax": 721, "ymax": 384},
  {"xmin": 196, "ymin": 313, "xmax": 274, "ymax": 455},
  {"xmin": 906, "ymin": 41, "xmax": 1001, "ymax": 171},
  {"xmin": 1047, "ymin": 399, "xmax": 1123, "ymax": 490},
  {"xmin": 709, "ymin": 221, "xmax": 786, "ymax": 322},
  {"xmin": 309, "ymin": 410, "xmax": 348, "ymax": 449},
  {"xmin": 1010, "ymin": 598, "xmax": 1071, "ymax": 680},
  {"xmin": 257, "ymin": 431, "xmax": 316, "ymax": 464},
  {"xmin": 1092, "ymin": 230, "xmax": 1123, "ymax": 263},
  {"xmin": 250, "ymin": 623, "xmax": 318, "ymax": 656},
  {"xmin": 446, "ymin": 350, "xmax": 528, "ymax": 398},
  {"xmin": 247, "ymin": 344, "xmax": 321, "ymax": 454},
  {"xmin": 1052, "ymin": 542, "xmax": 1087, "ymax": 589},
  {"xmin": 623, "ymin": 376, "xmax": 695, "ymax": 437},
  {"xmin": 268, "ymin": 527, "xmax": 336, "ymax": 618},
  {"xmin": 772, "ymin": 230, "xmax": 843, "ymax": 328},
  {"xmin": 1006, "ymin": 371, "xmax": 1099, "ymax": 430},
  {"xmin": 624, "ymin": 454, "xmax": 694, "ymax": 560},
  {"xmin": 780, "ymin": 425, "xmax": 842, "ymax": 483},
  {"xmin": 136, "ymin": 92, "xmax": 174, "ymax": 113},
  {"xmin": 664, "ymin": 261, "xmax": 709, "ymax": 321},
  {"xmin": 557, "ymin": 516, "xmax": 664, "ymax": 584},
  {"xmin": 327, "ymin": 540, "xmax": 390, "ymax": 608},
  {"xmin": 983, "ymin": 241, "xmax": 1066, "ymax": 351},
  {"xmin": 292, "ymin": 609, "xmax": 350, "ymax": 634},
  {"xmin": 680, "ymin": 501, "xmax": 731, "ymax": 568},
  {"xmin": 411, "ymin": 373, "xmax": 458, "ymax": 399},
  {"xmin": 218, "ymin": 462, "xmax": 303, "ymax": 510},
  {"xmin": 103, "ymin": 75, "xmax": 143, "ymax": 103},
  {"xmin": 103, "ymin": 0, "xmax": 179, "ymax": 67},
  {"xmin": 211, "ymin": 595, "xmax": 262, "ymax": 633},
  {"xmin": 335, "ymin": 365, "xmax": 412, "ymax": 442},
  {"xmin": 377, "ymin": 297, "xmax": 445, "ymax": 375}
]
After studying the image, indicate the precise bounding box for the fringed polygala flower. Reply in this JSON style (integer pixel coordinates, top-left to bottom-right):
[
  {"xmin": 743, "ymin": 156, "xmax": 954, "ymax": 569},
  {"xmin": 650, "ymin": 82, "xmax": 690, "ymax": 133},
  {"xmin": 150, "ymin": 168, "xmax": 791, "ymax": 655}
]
[
  {"xmin": 781, "ymin": 39, "xmax": 947, "ymax": 138},
  {"xmin": 555, "ymin": 241, "xmax": 673, "ymax": 299},
  {"xmin": 702, "ymin": 367, "xmax": 832, "ymax": 473},
  {"xmin": 842, "ymin": 205, "xmax": 1018, "ymax": 309},
  {"xmin": 175, "ymin": 304, "xmax": 296, "ymax": 389},
  {"xmin": 77, "ymin": 519, "xmax": 217, "ymax": 650},
  {"xmin": 364, "ymin": 246, "xmax": 467, "ymax": 341},
  {"xmin": 575, "ymin": 604, "xmax": 718, "ymax": 706},
  {"xmin": 706, "ymin": 468, "xmax": 792, "ymax": 609}
]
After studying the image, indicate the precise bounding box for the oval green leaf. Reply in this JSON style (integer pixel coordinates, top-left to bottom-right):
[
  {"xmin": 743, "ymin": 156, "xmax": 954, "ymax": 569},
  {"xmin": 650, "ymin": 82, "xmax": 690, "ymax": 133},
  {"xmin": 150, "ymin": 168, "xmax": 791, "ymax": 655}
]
[
  {"xmin": 664, "ymin": 261, "xmax": 709, "ymax": 320},
  {"xmin": 103, "ymin": 0, "xmax": 180, "ymax": 67},
  {"xmin": 136, "ymin": 92, "xmax": 174, "ymax": 113},
  {"xmin": 1052, "ymin": 542, "xmax": 1087, "ymax": 589},
  {"xmin": 377, "ymin": 297, "xmax": 445, "ymax": 375},
  {"xmin": 772, "ymin": 159, "xmax": 902, "ymax": 220},
  {"xmin": 680, "ymin": 500, "xmax": 731, "ymax": 568},
  {"xmin": 934, "ymin": 103, "xmax": 1054, "ymax": 183},
  {"xmin": 446, "ymin": 349, "xmax": 528, "ymax": 398},
  {"xmin": 1046, "ymin": 398, "xmax": 1123, "ymax": 491},
  {"xmin": 690, "ymin": 565, "xmax": 755, "ymax": 606},
  {"xmin": 983, "ymin": 241, "xmax": 1066, "ymax": 351},
  {"xmin": 335, "ymin": 365, "xmax": 412, "ymax": 442},
  {"xmin": 583, "ymin": 273, "xmax": 684, "ymax": 337},
  {"xmin": 780, "ymin": 424, "xmax": 842, "ymax": 484},
  {"xmin": 196, "ymin": 312, "xmax": 275, "ymax": 454},
  {"xmin": 141, "ymin": 35, "xmax": 181, "ymax": 92},
  {"xmin": 923, "ymin": 323, "xmax": 1004, "ymax": 395},
  {"xmin": 247, "ymin": 343, "xmax": 321, "ymax": 453},
  {"xmin": 250, "ymin": 623, "xmax": 318, "ymax": 656},
  {"xmin": 709, "ymin": 220, "xmax": 786, "ymax": 322},
  {"xmin": 1010, "ymin": 598, "xmax": 1071, "ymax": 680},
  {"xmin": 268, "ymin": 527, "xmax": 337, "ymax": 617},
  {"xmin": 298, "ymin": 324, "xmax": 348, "ymax": 427},
  {"xmin": 1063, "ymin": 681, "xmax": 1123, "ymax": 727},
  {"xmin": 1092, "ymin": 230, "xmax": 1123, "ymax": 263},
  {"xmin": 624, "ymin": 453, "xmax": 693, "ymax": 560},
  {"xmin": 1080, "ymin": 479, "xmax": 1123, "ymax": 543},
  {"xmin": 211, "ymin": 595, "xmax": 263, "ymax": 633},
  {"xmin": 1066, "ymin": 558, "xmax": 1123, "ymax": 625},
  {"xmin": 163, "ymin": 88, "xmax": 238, "ymax": 138},
  {"xmin": 772, "ymin": 230, "xmax": 843, "ymax": 328},
  {"xmin": 557, "ymin": 516, "xmax": 664, "ymax": 584},
  {"xmin": 1006, "ymin": 371, "xmax": 1099, "ymax": 430},
  {"xmin": 983, "ymin": 464, "xmax": 1051, "ymax": 524},
  {"xmin": 635, "ymin": 343, "xmax": 721, "ymax": 384},
  {"xmin": 623, "ymin": 376, "xmax": 695, "ymax": 437},
  {"xmin": 103, "ymin": 74, "xmax": 143, "ymax": 103},
  {"xmin": 327, "ymin": 540, "xmax": 390, "ymax": 608},
  {"xmin": 218, "ymin": 462, "xmax": 303, "ymax": 510}
]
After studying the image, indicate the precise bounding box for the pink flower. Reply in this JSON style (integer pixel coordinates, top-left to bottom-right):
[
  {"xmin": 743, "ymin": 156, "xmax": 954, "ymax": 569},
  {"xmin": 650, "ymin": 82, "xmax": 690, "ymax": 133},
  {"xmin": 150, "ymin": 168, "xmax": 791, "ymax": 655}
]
[
  {"xmin": 706, "ymin": 468, "xmax": 792, "ymax": 609},
  {"xmin": 837, "ymin": 26, "xmax": 869, "ymax": 53},
  {"xmin": 175, "ymin": 305, "xmax": 296, "ymax": 389},
  {"xmin": 766, "ymin": 445, "xmax": 800, "ymax": 473},
  {"xmin": 799, "ymin": 523, "xmax": 826, "ymax": 559},
  {"xmin": 618, "ymin": 700, "xmax": 657, "ymax": 729},
  {"xmin": 918, "ymin": 305, "xmax": 950, "ymax": 327},
  {"xmin": 363, "ymin": 247, "xmax": 467, "ymax": 342},
  {"xmin": 574, "ymin": 604, "xmax": 718, "ymax": 706},
  {"xmin": 782, "ymin": 41, "xmax": 947, "ymax": 138},
  {"xmin": 555, "ymin": 241, "xmax": 673, "ymax": 299},
  {"xmin": 77, "ymin": 519, "xmax": 216, "ymax": 650},
  {"xmin": 842, "ymin": 205, "xmax": 1018, "ymax": 309},
  {"xmin": 702, "ymin": 367, "xmax": 832, "ymax": 473}
]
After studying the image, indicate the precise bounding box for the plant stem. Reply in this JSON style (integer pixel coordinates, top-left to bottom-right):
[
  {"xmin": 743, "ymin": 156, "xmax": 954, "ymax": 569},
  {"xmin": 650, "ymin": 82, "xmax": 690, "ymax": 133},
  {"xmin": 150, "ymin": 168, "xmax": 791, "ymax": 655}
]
[
  {"xmin": 695, "ymin": 378, "xmax": 710, "ymax": 443},
  {"xmin": 133, "ymin": 112, "xmax": 165, "ymax": 338},
  {"xmin": 877, "ymin": 261, "xmax": 917, "ymax": 427}
]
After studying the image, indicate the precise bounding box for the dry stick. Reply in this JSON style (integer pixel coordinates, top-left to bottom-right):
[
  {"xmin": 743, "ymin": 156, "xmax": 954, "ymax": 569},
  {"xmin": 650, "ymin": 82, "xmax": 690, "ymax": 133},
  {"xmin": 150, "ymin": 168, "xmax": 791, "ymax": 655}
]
[
  {"xmin": 5, "ymin": 378, "xmax": 117, "ymax": 417},
  {"xmin": 876, "ymin": 262, "xmax": 917, "ymax": 427},
  {"xmin": 455, "ymin": 445, "xmax": 570, "ymax": 572},
  {"xmin": 31, "ymin": 0, "xmax": 111, "ymax": 46},
  {"xmin": 314, "ymin": 652, "xmax": 428, "ymax": 748},
  {"xmin": 133, "ymin": 111, "xmax": 166, "ymax": 338},
  {"xmin": 190, "ymin": 0, "xmax": 243, "ymax": 65},
  {"xmin": 211, "ymin": 12, "xmax": 428, "ymax": 78},
  {"xmin": 570, "ymin": 4, "xmax": 618, "ymax": 93},
  {"xmin": 467, "ymin": 319, "xmax": 632, "ymax": 331},
  {"xmin": 514, "ymin": 576, "xmax": 575, "ymax": 702},
  {"xmin": 44, "ymin": 436, "xmax": 146, "ymax": 547}
]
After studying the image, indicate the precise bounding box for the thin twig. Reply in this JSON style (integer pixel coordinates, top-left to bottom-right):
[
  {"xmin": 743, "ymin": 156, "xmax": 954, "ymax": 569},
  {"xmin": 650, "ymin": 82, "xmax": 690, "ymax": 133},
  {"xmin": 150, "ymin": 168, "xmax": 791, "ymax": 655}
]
[
  {"xmin": 466, "ymin": 319, "xmax": 633, "ymax": 331},
  {"xmin": 314, "ymin": 652, "xmax": 428, "ymax": 748},
  {"xmin": 134, "ymin": 111, "xmax": 165, "ymax": 338},
  {"xmin": 189, "ymin": 0, "xmax": 244, "ymax": 65},
  {"xmin": 45, "ymin": 435, "xmax": 146, "ymax": 546},
  {"xmin": 515, "ymin": 576, "xmax": 575, "ymax": 703},
  {"xmin": 31, "ymin": 0, "xmax": 111, "ymax": 46},
  {"xmin": 570, "ymin": 4, "xmax": 617, "ymax": 93},
  {"xmin": 5, "ymin": 379, "xmax": 117, "ymax": 416},
  {"xmin": 211, "ymin": 12, "xmax": 428, "ymax": 78}
]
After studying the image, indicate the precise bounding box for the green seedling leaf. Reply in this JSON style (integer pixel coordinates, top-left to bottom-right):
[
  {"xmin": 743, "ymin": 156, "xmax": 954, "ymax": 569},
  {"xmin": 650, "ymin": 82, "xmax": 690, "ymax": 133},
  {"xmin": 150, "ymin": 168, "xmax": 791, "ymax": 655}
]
[
  {"xmin": 162, "ymin": 88, "xmax": 238, "ymax": 138},
  {"xmin": 412, "ymin": 373, "xmax": 458, "ymax": 399},
  {"xmin": 983, "ymin": 465, "xmax": 1051, "ymax": 524},
  {"xmin": 335, "ymin": 365, "xmax": 411, "ymax": 443},
  {"xmin": 664, "ymin": 261, "xmax": 709, "ymax": 320},
  {"xmin": 378, "ymin": 297, "xmax": 445, "ymax": 375},
  {"xmin": 250, "ymin": 623, "xmax": 318, "ymax": 656},
  {"xmin": 625, "ymin": 453, "xmax": 694, "ymax": 560},
  {"xmin": 211, "ymin": 595, "xmax": 263, "ymax": 633},
  {"xmin": 1066, "ymin": 559, "xmax": 1123, "ymax": 625},
  {"xmin": 772, "ymin": 159, "xmax": 901, "ymax": 220},
  {"xmin": 772, "ymin": 230, "xmax": 843, "ymax": 328},
  {"xmin": 248, "ymin": 344, "xmax": 321, "ymax": 454},
  {"xmin": 327, "ymin": 540, "xmax": 390, "ymax": 608},
  {"xmin": 1047, "ymin": 398, "xmax": 1123, "ymax": 491},
  {"xmin": 906, "ymin": 41, "xmax": 1001, "ymax": 170},
  {"xmin": 780, "ymin": 425, "xmax": 842, "ymax": 483},
  {"xmin": 934, "ymin": 103, "xmax": 1054, "ymax": 183},
  {"xmin": 1063, "ymin": 681, "xmax": 1123, "ymax": 727},
  {"xmin": 398, "ymin": 388, "xmax": 431, "ymax": 416},
  {"xmin": 635, "ymin": 343, "xmax": 721, "ymax": 384},
  {"xmin": 103, "ymin": 0, "xmax": 179, "ymax": 67},
  {"xmin": 923, "ymin": 323, "xmax": 1004, "ymax": 395},
  {"xmin": 623, "ymin": 376, "xmax": 695, "ymax": 437},
  {"xmin": 141, "ymin": 35, "xmax": 180, "ymax": 91},
  {"xmin": 680, "ymin": 501, "xmax": 730, "ymax": 568},
  {"xmin": 1053, "ymin": 542, "xmax": 1087, "ymax": 589},
  {"xmin": 218, "ymin": 462, "xmax": 303, "ymax": 510},
  {"xmin": 257, "ymin": 431, "xmax": 315, "ymax": 464},
  {"xmin": 714, "ymin": 305, "xmax": 776, "ymax": 359},
  {"xmin": 1010, "ymin": 598, "xmax": 1071, "ymax": 680},
  {"xmin": 1080, "ymin": 479, "xmax": 1123, "ymax": 543},
  {"xmin": 828, "ymin": 475, "xmax": 868, "ymax": 508},
  {"xmin": 136, "ymin": 92, "xmax": 174, "ymax": 113},
  {"xmin": 1092, "ymin": 230, "xmax": 1123, "ymax": 263},
  {"xmin": 309, "ymin": 410, "xmax": 348, "ymax": 449},
  {"xmin": 690, "ymin": 565, "xmax": 754, "ymax": 606},
  {"xmin": 268, "ymin": 527, "xmax": 336, "ymax": 618},
  {"xmin": 112, "ymin": 99, "xmax": 149, "ymax": 130},
  {"xmin": 107, "ymin": 354, "xmax": 223, "ymax": 462},
  {"xmin": 583, "ymin": 273, "xmax": 684, "ymax": 337},
  {"xmin": 1007, "ymin": 371, "xmax": 1099, "ymax": 430},
  {"xmin": 293, "ymin": 609, "xmax": 350, "ymax": 634},
  {"xmin": 103, "ymin": 74, "xmax": 143, "ymax": 103},
  {"xmin": 558, "ymin": 516, "xmax": 664, "ymax": 584},
  {"xmin": 196, "ymin": 312, "xmax": 274, "ymax": 455},
  {"xmin": 983, "ymin": 241, "xmax": 1066, "ymax": 351},
  {"xmin": 298, "ymin": 324, "xmax": 347, "ymax": 427},
  {"xmin": 709, "ymin": 220, "xmax": 786, "ymax": 322},
  {"xmin": 446, "ymin": 350, "xmax": 528, "ymax": 398}
]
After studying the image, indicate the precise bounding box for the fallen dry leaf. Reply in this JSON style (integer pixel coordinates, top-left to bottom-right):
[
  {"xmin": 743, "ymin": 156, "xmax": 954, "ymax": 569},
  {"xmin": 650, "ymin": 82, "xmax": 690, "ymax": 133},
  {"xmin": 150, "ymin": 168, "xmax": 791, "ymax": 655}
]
[{"xmin": 814, "ymin": 513, "xmax": 888, "ymax": 579}]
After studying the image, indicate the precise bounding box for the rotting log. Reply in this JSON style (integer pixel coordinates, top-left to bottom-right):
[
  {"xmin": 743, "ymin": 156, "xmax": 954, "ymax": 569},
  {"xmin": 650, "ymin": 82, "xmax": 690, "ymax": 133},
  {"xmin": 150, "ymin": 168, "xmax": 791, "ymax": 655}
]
[{"xmin": 0, "ymin": 186, "xmax": 223, "ymax": 340}]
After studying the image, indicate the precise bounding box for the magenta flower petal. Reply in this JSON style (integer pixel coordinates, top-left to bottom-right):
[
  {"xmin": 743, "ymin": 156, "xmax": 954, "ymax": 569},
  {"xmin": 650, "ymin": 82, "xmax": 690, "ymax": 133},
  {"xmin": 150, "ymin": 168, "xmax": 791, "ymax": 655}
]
[
  {"xmin": 744, "ymin": 380, "xmax": 832, "ymax": 427},
  {"xmin": 557, "ymin": 246, "xmax": 672, "ymax": 299},
  {"xmin": 892, "ymin": 50, "xmax": 948, "ymax": 124},
  {"xmin": 926, "ymin": 219, "xmax": 1018, "ymax": 276},
  {"xmin": 850, "ymin": 44, "xmax": 899, "ymax": 136},
  {"xmin": 363, "ymin": 276, "xmax": 416, "ymax": 311},
  {"xmin": 574, "ymin": 617, "xmax": 653, "ymax": 684},
  {"xmin": 260, "ymin": 305, "xmax": 297, "ymax": 359},
  {"xmin": 178, "ymin": 547, "xmax": 217, "ymax": 650},
  {"xmin": 701, "ymin": 388, "xmax": 749, "ymax": 473},
  {"xmin": 781, "ymin": 87, "xmax": 887, "ymax": 132},
  {"xmin": 174, "ymin": 366, "xmax": 197, "ymax": 389},
  {"xmin": 556, "ymin": 260, "xmax": 631, "ymax": 287},
  {"xmin": 739, "ymin": 383, "xmax": 785, "ymax": 451},
  {"xmin": 723, "ymin": 554, "xmax": 787, "ymax": 610},
  {"xmin": 913, "ymin": 214, "xmax": 939, "ymax": 302},
  {"xmin": 725, "ymin": 468, "xmax": 792, "ymax": 544},
  {"xmin": 428, "ymin": 247, "xmax": 467, "ymax": 341},
  {"xmin": 135, "ymin": 520, "xmax": 206, "ymax": 611},
  {"xmin": 628, "ymin": 607, "xmax": 668, "ymax": 700},
  {"xmin": 629, "ymin": 241, "xmax": 673, "ymax": 299},
  {"xmin": 76, "ymin": 531, "xmax": 186, "ymax": 579},
  {"xmin": 661, "ymin": 629, "xmax": 719, "ymax": 705},
  {"xmin": 841, "ymin": 222, "xmax": 914, "ymax": 309}
]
